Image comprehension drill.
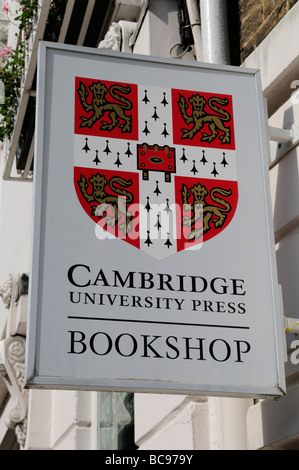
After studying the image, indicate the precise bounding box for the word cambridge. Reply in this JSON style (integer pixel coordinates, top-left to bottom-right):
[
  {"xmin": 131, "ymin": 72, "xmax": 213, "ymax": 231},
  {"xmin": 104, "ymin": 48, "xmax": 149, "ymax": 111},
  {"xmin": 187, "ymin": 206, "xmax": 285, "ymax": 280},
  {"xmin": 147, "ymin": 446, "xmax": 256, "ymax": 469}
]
[{"xmin": 67, "ymin": 264, "xmax": 251, "ymax": 364}]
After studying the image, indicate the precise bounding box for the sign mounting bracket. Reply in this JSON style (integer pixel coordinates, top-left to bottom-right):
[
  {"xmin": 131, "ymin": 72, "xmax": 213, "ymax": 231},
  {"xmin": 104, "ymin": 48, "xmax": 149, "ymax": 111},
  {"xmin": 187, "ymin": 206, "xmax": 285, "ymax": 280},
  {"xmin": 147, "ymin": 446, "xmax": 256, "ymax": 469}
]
[{"xmin": 269, "ymin": 122, "xmax": 299, "ymax": 168}]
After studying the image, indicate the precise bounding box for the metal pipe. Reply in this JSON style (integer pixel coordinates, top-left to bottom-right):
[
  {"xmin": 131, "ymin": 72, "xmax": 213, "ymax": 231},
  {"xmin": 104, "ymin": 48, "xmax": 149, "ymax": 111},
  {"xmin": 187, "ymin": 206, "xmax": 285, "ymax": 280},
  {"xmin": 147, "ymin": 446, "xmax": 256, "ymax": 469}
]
[
  {"xmin": 200, "ymin": 0, "xmax": 230, "ymax": 64},
  {"xmin": 186, "ymin": 0, "xmax": 202, "ymax": 61}
]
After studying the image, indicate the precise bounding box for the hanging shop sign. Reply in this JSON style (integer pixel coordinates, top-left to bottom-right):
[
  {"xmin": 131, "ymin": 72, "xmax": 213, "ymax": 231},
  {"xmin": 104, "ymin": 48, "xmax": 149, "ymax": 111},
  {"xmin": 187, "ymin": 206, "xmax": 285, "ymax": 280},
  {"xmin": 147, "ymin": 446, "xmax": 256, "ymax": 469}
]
[{"xmin": 25, "ymin": 42, "xmax": 286, "ymax": 398}]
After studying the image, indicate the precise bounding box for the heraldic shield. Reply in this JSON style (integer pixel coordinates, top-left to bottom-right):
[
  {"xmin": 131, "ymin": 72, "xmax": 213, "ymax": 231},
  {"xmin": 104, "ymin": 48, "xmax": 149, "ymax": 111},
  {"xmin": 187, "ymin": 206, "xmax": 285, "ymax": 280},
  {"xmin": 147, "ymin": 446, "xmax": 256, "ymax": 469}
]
[{"xmin": 74, "ymin": 77, "xmax": 238, "ymax": 260}]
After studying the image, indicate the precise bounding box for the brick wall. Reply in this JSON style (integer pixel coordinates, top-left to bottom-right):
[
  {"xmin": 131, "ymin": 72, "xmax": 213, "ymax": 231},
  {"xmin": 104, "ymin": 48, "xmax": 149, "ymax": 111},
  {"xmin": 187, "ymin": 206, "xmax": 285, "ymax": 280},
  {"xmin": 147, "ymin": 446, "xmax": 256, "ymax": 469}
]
[{"xmin": 227, "ymin": 0, "xmax": 299, "ymax": 64}]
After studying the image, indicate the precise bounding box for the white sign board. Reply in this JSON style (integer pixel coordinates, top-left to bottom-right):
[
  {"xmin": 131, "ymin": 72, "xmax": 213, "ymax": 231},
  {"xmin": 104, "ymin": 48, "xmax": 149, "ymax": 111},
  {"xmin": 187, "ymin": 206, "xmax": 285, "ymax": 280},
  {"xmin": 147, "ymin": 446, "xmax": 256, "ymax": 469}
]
[{"xmin": 25, "ymin": 42, "xmax": 286, "ymax": 398}]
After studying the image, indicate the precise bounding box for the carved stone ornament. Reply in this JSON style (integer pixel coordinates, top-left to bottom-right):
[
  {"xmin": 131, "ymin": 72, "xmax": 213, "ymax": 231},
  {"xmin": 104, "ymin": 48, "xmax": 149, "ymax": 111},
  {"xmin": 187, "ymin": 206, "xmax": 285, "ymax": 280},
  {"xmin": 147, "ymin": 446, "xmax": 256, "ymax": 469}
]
[
  {"xmin": 0, "ymin": 336, "xmax": 28, "ymax": 448},
  {"xmin": 0, "ymin": 274, "xmax": 13, "ymax": 309},
  {"xmin": 98, "ymin": 22, "xmax": 122, "ymax": 51},
  {"xmin": 98, "ymin": 21, "xmax": 137, "ymax": 53}
]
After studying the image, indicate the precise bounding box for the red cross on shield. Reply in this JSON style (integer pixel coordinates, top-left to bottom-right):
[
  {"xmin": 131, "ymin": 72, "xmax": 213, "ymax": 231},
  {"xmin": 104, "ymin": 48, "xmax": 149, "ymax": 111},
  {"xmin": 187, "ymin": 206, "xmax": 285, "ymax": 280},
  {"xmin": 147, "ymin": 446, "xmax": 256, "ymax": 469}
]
[{"xmin": 74, "ymin": 77, "xmax": 238, "ymax": 260}]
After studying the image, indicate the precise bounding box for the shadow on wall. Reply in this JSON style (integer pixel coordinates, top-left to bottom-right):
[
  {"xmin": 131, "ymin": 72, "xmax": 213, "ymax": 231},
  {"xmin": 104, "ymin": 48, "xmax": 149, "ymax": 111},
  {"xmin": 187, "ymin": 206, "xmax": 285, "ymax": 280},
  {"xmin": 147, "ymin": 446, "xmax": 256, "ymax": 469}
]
[{"xmin": 273, "ymin": 105, "xmax": 299, "ymax": 320}]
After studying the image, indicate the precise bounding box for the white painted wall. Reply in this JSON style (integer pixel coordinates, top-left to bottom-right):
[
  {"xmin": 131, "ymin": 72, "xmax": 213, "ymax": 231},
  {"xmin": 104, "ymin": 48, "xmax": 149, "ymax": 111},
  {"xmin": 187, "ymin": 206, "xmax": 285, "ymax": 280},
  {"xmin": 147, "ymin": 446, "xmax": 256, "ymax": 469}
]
[
  {"xmin": 135, "ymin": 1, "xmax": 299, "ymax": 451},
  {"xmin": 237, "ymin": 3, "xmax": 299, "ymax": 450}
]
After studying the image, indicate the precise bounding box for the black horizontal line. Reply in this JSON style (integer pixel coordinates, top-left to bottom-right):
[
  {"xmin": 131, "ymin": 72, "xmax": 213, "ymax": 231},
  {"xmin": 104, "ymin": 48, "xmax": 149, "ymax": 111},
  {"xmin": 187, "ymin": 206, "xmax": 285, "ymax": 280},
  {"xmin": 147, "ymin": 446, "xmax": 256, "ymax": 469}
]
[{"xmin": 67, "ymin": 316, "xmax": 250, "ymax": 330}]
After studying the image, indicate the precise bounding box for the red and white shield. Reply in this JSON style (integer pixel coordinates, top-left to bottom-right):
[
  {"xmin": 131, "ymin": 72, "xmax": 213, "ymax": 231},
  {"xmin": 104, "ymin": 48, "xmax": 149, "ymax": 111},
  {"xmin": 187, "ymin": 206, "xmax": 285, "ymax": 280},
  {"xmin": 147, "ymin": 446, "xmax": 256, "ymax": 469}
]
[{"xmin": 74, "ymin": 77, "xmax": 238, "ymax": 260}]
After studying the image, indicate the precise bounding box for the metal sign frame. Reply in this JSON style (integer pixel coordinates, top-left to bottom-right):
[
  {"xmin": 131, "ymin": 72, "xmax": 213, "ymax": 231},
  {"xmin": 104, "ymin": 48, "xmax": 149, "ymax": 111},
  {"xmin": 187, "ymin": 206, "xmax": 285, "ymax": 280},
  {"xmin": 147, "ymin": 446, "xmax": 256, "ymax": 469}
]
[{"xmin": 25, "ymin": 42, "xmax": 286, "ymax": 398}]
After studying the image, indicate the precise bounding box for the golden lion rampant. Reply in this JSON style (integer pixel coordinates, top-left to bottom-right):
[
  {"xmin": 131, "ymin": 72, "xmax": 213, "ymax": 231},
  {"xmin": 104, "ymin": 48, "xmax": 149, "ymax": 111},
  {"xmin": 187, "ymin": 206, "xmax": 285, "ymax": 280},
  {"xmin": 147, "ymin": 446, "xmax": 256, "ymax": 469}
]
[
  {"xmin": 178, "ymin": 93, "xmax": 231, "ymax": 144},
  {"xmin": 181, "ymin": 182, "xmax": 232, "ymax": 240},
  {"xmin": 77, "ymin": 81, "xmax": 133, "ymax": 133},
  {"xmin": 78, "ymin": 173, "xmax": 134, "ymax": 234}
]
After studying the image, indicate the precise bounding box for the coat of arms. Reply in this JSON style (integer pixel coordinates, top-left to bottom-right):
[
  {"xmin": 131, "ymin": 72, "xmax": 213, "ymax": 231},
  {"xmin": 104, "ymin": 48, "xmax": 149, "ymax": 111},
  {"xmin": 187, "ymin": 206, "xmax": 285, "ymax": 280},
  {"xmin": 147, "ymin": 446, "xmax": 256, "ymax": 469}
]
[{"xmin": 74, "ymin": 77, "xmax": 238, "ymax": 260}]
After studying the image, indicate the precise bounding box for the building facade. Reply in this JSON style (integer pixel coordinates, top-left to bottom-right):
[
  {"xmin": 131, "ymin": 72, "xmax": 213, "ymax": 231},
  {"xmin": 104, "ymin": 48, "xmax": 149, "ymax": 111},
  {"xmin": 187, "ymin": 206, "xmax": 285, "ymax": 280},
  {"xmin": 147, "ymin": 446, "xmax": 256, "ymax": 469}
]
[{"xmin": 0, "ymin": 0, "xmax": 299, "ymax": 450}]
